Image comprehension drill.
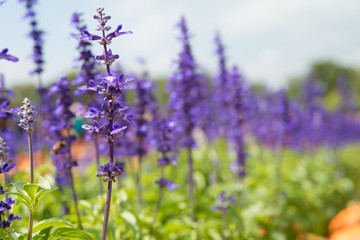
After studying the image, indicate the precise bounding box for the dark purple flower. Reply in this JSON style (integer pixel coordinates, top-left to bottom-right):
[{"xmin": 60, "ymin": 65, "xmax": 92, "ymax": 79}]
[
  {"xmin": 0, "ymin": 162, "xmax": 15, "ymax": 174},
  {"xmin": 96, "ymin": 162, "xmax": 124, "ymax": 182},
  {"xmin": 0, "ymin": 197, "xmax": 21, "ymax": 229},
  {"xmin": 0, "ymin": 49, "xmax": 19, "ymax": 62}
]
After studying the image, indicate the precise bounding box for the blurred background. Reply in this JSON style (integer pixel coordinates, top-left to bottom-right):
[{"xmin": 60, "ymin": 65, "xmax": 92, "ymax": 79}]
[{"xmin": 1, "ymin": 0, "xmax": 360, "ymax": 91}]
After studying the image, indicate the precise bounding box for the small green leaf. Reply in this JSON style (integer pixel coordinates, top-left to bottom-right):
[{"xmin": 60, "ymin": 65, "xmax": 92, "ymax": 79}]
[
  {"xmin": 32, "ymin": 233, "xmax": 46, "ymax": 240},
  {"xmin": 0, "ymin": 228, "xmax": 8, "ymax": 239},
  {"xmin": 22, "ymin": 184, "xmax": 39, "ymax": 200},
  {"xmin": 121, "ymin": 211, "xmax": 137, "ymax": 226},
  {"xmin": 37, "ymin": 176, "xmax": 51, "ymax": 190},
  {"xmin": 35, "ymin": 188, "xmax": 57, "ymax": 205},
  {"xmin": 33, "ymin": 218, "xmax": 74, "ymax": 232},
  {"xmin": 48, "ymin": 228, "xmax": 93, "ymax": 240}
]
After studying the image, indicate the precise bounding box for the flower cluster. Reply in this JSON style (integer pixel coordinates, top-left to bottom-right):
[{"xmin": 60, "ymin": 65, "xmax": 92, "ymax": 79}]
[
  {"xmin": 18, "ymin": 98, "xmax": 38, "ymax": 133},
  {"xmin": 76, "ymin": 7, "xmax": 132, "ymax": 72},
  {"xmin": 96, "ymin": 162, "xmax": 124, "ymax": 182},
  {"xmin": 81, "ymin": 74, "xmax": 133, "ymax": 144}
]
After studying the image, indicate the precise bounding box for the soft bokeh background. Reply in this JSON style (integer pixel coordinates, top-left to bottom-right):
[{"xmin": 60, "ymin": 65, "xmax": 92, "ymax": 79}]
[{"xmin": 1, "ymin": 0, "xmax": 360, "ymax": 88}]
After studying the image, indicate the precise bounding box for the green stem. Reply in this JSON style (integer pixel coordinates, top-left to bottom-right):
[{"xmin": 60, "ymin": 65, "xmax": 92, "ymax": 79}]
[
  {"xmin": 28, "ymin": 133, "xmax": 34, "ymax": 184},
  {"xmin": 27, "ymin": 211, "xmax": 34, "ymax": 240},
  {"xmin": 187, "ymin": 146, "xmax": 195, "ymax": 221},
  {"xmin": 136, "ymin": 155, "xmax": 143, "ymax": 212},
  {"xmin": 221, "ymin": 210, "xmax": 226, "ymax": 240},
  {"xmin": 67, "ymin": 169, "xmax": 83, "ymax": 230}
]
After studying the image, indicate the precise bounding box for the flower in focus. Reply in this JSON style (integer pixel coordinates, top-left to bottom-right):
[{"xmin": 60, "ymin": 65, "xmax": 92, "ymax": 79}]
[{"xmin": 18, "ymin": 98, "xmax": 38, "ymax": 133}]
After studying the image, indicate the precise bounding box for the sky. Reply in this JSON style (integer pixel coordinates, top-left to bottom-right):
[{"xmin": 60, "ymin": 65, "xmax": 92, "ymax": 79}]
[{"xmin": 1, "ymin": 0, "xmax": 360, "ymax": 89}]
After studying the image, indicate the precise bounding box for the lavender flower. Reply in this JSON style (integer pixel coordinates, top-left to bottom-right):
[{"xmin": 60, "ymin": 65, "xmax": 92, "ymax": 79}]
[
  {"xmin": 228, "ymin": 66, "xmax": 248, "ymax": 178},
  {"xmin": 48, "ymin": 76, "xmax": 82, "ymax": 229},
  {"xmin": 0, "ymin": 198, "xmax": 21, "ymax": 229},
  {"xmin": 0, "ymin": 49, "xmax": 19, "ymax": 62},
  {"xmin": 78, "ymin": 8, "xmax": 132, "ymax": 240},
  {"xmin": 0, "ymin": 138, "xmax": 21, "ymax": 230},
  {"xmin": 19, "ymin": 0, "xmax": 44, "ymax": 80},
  {"xmin": 167, "ymin": 16, "xmax": 208, "ymax": 220},
  {"xmin": 151, "ymin": 118, "xmax": 178, "ymax": 229},
  {"xmin": 0, "ymin": 75, "xmax": 18, "ymax": 155}
]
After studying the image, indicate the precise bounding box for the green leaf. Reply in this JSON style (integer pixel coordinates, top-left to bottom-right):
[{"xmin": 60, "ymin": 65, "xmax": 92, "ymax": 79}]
[
  {"xmin": 37, "ymin": 176, "xmax": 51, "ymax": 190},
  {"xmin": 35, "ymin": 188, "xmax": 57, "ymax": 205},
  {"xmin": 32, "ymin": 234, "xmax": 46, "ymax": 240},
  {"xmin": 7, "ymin": 192, "xmax": 32, "ymax": 210},
  {"xmin": 9, "ymin": 182, "xmax": 27, "ymax": 195},
  {"xmin": 0, "ymin": 228, "xmax": 8, "ymax": 239},
  {"xmin": 48, "ymin": 228, "xmax": 93, "ymax": 240},
  {"xmin": 33, "ymin": 218, "xmax": 74, "ymax": 232},
  {"xmin": 120, "ymin": 211, "xmax": 138, "ymax": 237},
  {"xmin": 22, "ymin": 184, "xmax": 39, "ymax": 200}
]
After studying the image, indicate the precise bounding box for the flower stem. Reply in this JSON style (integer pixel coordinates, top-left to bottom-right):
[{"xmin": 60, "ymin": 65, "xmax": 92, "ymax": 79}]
[
  {"xmin": 27, "ymin": 132, "xmax": 35, "ymax": 240},
  {"xmin": 135, "ymin": 155, "xmax": 143, "ymax": 212},
  {"xmin": 101, "ymin": 141, "xmax": 114, "ymax": 240},
  {"xmin": 27, "ymin": 211, "xmax": 34, "ymax": 240},
  {"xmin": 221, "ymin": 210, "xmax": 226, "ymax": 240},
  {"xmin": 65, "ymin": 129, "xmax": 82, "ymax": 229},
  {"xmin": 187, "ymin": 146, "xmax": 195, "ymax": 221},
  {"xmin": 67, "ymin": 169, "xmax": 83, "ymax": 230},
  {"xmin": 152, "ymin": 167, "xmax": 164, "ymax": 226},
  {"xmin": 28, "ymin": 133, "xmax": 34, "ymax": 184},
  {"xmin": 102, "ymin": 181, "xmax": 112, "ymax": 240}
]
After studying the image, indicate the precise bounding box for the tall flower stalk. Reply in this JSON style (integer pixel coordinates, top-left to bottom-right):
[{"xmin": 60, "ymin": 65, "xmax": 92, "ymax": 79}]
[
  {"xmin": 129, "ymin": 76, "xmax": 157, "ymax": 211},
  {"xmin": 152, "ymin": 119, "xmax": 178, "ymax": 228},
  {"xmin": 77, "ymin": 7, "xmax": 132, "ymax": 240},
  {"xmin": 168, "ymin": 17, "xmax": 206, "ymax": 220},
  {"xmin": 48, "ymin": 76, "xmax": 82, "ymax": 229},
  {"xmin": 213, "ymin": 191, "xmax": 235, "ymax": 240},
  {"xmin": 17, "ymin": 98, "xmax": 37, "ymax": 240}
]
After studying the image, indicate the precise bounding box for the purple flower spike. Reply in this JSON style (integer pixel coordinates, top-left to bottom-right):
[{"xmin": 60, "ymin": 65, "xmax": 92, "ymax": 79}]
[{"xmin": 0, "ymin": 49, "xmax": 19, "ymax": 62}]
